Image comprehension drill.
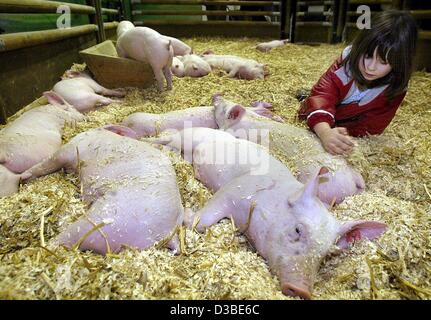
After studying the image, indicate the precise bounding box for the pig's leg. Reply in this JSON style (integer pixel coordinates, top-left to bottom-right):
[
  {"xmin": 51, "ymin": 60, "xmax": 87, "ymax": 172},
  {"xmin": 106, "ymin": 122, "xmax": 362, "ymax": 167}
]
[
  {"xmin": 227, "ymin": 66, "xmax": 240, "ymax": 78},
  {"xmin": 86, "ymin": 79, "xmax": 126, "ymax": 97},
  {"xmin": 153, "ymin": 69, "xmax": 166, "ymax": 92},
  {"xmin": 163, "ymin": 66, "xmax": 173, "ymax": 91},
  {"xmin": 21, "ymin": 144, "xmax": 77, "ymax": 181},
  {"xmin": 0, "ymin": 165, "xmax": 21, "ymax": 197},
  {"xmin": 184, "ymin": 192, "xmax": 234, "ymax": 232},
  {"xmin": 91, "ymin": 94, "xmax": 118, "ymax": 107},
  {"xmin": 249, "ymin": 101, "xmax": 284, "ymax": 122}
]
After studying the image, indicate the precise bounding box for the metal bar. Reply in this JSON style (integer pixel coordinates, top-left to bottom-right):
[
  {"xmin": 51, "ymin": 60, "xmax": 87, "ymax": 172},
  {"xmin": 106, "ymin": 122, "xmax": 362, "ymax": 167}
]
[
  {"xmin": 103, "ymin": 21, "xmax": 119, "ymax": 30},
  {"xmin": 297, "ymin": 1, "xmax": 332, "ymax": 4},
  {"xmin": 296, "ymin": 21, "xmax": 331, "ymax": 26},
  {"xmin": 336, "ymin": 0, "xmax": 347, "ymax": 41},
  {"xmin": 133, "ymin": 20, "xmax": 279, "ymax": 26},
  {"xmin": 290, "ymin": 0, "xmax": 297, "ymax": 43},
  {"xmin": 280, "ymin": 0, "xmax": 288, "ymax": 39},
  {"xmin": 296, "ymin": 11, "xmax": 333, "ymax": 16},
  {"xmin": 0, "ymin": 25, "xmax": 98, "ymax": 52},
  {"xmin": 132, "ymin": 10, "xmax": 279, "ymax": 16},
  {"xmin": 419, "ymin": 30, "xmax": 431, "ymax": 40},
  {"xmin": 131, "ymin": 0, "xmax": 280, "ymax": 6},
  {"xmin": 93, "ymin": 0, "xmax": 105, "ymax": 42},
  {"xmin": 101, "ymin": 8, "xmax": 119, "ymax": 15},
  {"xmin": 409, "ymin": 10, "xmax": 431, "ymax": 20},
  {"xmin": 0, "ymin": 0, "xmax": 95, "ymax": 14},
  {"xmin": 348, "ymin": 0, "xmax": 391, "ymax": 4}
]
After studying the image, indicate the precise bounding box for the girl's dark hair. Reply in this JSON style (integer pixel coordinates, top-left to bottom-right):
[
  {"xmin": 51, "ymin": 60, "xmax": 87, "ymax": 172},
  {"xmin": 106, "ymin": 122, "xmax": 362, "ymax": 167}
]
[{"xmin": 343, "ymin": 10, "xmax": 418, "ymax": 99}]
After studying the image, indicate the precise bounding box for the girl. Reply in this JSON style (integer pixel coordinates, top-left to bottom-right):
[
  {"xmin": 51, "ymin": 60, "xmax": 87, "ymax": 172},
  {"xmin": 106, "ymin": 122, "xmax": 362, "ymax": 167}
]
[{"xmin": 298, "ymin": 10, "xmax": 418, "ymax": 155}]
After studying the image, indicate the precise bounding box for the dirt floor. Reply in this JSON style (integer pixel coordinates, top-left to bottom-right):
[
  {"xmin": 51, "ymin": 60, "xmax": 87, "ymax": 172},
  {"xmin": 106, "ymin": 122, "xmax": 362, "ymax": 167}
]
[{"xmin": 0, "ymin": 37, "xmax": 430, "ymax": 300}]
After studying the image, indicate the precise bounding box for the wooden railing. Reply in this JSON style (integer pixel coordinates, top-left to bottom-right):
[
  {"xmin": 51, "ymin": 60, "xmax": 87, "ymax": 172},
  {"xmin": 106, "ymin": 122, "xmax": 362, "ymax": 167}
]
[
  {"xmin": 0, "ymin": 0, "xmax": 121, "ymax": 52},
  {"xmin": 130, "ymin": 0, "xmax": 287, "ymax": 38}
]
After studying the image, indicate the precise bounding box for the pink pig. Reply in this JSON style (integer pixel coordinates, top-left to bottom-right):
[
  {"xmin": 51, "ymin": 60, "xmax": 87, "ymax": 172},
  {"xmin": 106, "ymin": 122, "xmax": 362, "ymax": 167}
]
[
  {"xmin": 201, "ymin": 53, "xmax": 269, "ymax": 80},
  {"xmin": 116, "ymin": 27, "xmax": 174, "ymax": 91},
  {"xmin": 0, "ymin": 91, "xmax": 84, "ymax": 197},
  {"xmin": 53, "ymin": 70, "xmax": 125, "ymax": 112},
  {"xmin": 21, "ymin": 125, "xmax": 183, "ymax": 254},
  {"xmin": 255, "ymin": 39, "xmax": 289, "ymax": 53},
  {"xmin": 212, "ymin": 94, "xmax": 365, "ymax": 205},
  {"xmin": 150, "ymin": 127, "xmax": 387, "ymax": 299},
  {"xmin": 122, "ymin": 101, "xmax": 282, "ymax": 138}
]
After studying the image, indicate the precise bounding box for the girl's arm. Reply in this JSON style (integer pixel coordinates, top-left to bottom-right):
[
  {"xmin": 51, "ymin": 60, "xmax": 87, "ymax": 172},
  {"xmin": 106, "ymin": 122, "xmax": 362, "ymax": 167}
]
[
  {"xmin": 314, "ymin": 122, "xmax": 354, "ymax": 155},
  {"xmin": 298, "ymin": 56, "xmax": 344, "ymax": 131}
]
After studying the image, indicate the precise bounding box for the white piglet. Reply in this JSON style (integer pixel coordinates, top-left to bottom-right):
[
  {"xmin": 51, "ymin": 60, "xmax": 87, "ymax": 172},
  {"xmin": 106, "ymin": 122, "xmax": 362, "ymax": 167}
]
[
  {"xmin": 179, "ymin": 54, "xmax": 211, "ymax": 77},
  {"xmin": 201, "ymin": 53, "xmax": 268, "ymax": 80},
  {"xmin": 171, "ymin": 57, "xmax": 185, "ymax": 77},
  {"xmin": 117, "ymin": 20, "xmax": 135, "ymax": 38},
  {"xmin": 117, "ymin": 27, "xmax": 174, "ymax": 92},
  {"xmin": 53, "ymin": 71, "xmax": 125, "ymax": 112},
  {"xmin": 256, "ymin": 39, "xmax": 289, "ymax": 53}
]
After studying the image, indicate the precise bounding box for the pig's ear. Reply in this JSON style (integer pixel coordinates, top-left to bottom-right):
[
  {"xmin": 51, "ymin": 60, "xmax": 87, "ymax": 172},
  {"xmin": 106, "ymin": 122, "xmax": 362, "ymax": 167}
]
[
  {"xmin": 192, "ymin": 64, "xmax": 198, "ymax": 71},
  {"xmin": 336, "ymin": 220, "xmax": 387, "ymax": 249},
  {"xmin": 301, "ymin": 167, "xmax": 330, "ymax": 200},
  {"xmin": 103, "ymin": 124, "xmax": 138, "ymax": 139},
  {"xmin": 64, "ymin": 70, "xmax": 81, "ymax": 78},
  {"xmin": 43, "ymin": 91, "xmax": 69, "ymax": 108},
  {"xmin": 212, "ymin": 93, "xmax": 224, "ymax": 105},
  {"xmin": 226, "ymin": 105, "xmax": 246, "ymax": 122}
]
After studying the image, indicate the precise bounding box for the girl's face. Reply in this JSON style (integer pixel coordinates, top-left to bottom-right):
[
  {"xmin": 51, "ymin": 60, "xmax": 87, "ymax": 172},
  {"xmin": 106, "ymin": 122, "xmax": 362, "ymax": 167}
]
[{"xmin": 359, "ymin": 48, "xmax": 392, "ymax": 81}]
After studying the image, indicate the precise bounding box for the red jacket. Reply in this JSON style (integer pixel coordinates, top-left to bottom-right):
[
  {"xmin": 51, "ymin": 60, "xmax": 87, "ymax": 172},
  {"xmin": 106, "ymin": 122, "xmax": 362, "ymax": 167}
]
[{"xmin": 298, "ymin": 47, "xmax": 406, "ymax": 137}]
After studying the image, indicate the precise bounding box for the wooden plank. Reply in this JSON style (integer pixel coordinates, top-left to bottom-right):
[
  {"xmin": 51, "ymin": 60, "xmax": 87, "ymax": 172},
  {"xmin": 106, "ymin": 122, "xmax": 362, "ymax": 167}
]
[
  {"xmin": 0, "ymin": 0, "xmax": 96, "ymax": 14},
  {"xmin": 0, "ymin": 25, "xmax": 98, "ymax": 52},
  {"xmin": 132, "ymin": 10, "xmax": 279, "ymax": 16},
  {"xmin": 131, "ymin": 0, "xmax": 280, "ymax": 6}
]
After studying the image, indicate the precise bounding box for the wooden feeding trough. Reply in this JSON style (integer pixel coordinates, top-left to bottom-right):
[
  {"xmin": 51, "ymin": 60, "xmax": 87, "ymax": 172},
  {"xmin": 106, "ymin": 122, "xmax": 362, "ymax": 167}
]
[{"xmin": 79, "ymin": 40, "xmax": 155, "ymax": 89}]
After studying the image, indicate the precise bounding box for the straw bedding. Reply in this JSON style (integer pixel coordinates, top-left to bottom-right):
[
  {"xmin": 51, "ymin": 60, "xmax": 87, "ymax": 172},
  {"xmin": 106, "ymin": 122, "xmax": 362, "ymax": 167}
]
[{"xmin": 0, "ymin": 37, "xmax": 430, "ymax": 300}]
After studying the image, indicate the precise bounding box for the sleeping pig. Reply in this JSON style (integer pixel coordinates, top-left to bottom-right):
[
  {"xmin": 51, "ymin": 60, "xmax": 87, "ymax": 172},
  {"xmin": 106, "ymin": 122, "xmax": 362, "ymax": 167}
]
[
  {"xmin": 53, "ymin": 70, "xmax": 125, "ymax": 112},
  {"xmin": 149, "ymin": 127, "xmax": 387, "ymax": 299},
  {"xmin": 21, "ymin": 125, "xmax": 184, "ymax": 254},
  {"xmin": 0, "ymin": 91, "xmax": 84, "ymax": 197},
  {"xmin": 212, "ymin": 94, "xmax": 365, "ymax": 205}
]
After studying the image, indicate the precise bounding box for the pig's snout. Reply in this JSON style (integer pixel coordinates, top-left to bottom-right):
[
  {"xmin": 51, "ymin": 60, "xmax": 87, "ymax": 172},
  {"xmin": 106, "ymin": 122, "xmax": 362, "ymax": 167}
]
[{"xmin": 282, "ymin": 282, "xmax": 312, "ymax": 300}]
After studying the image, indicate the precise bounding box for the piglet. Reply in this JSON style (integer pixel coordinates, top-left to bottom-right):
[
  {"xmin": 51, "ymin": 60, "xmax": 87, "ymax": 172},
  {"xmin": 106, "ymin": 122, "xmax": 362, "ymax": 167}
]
[
  {"xmin": 178, "ymin": 54, "xmax": 211, "ymax": 77},
  {"xmin": 201, "ymin": 54, "xmax": 269, "ymax": 80},
  {"xmin": 117, "ymin": 27, "xmax": 174, "ymax": 92},
  {"xmin": 151, "ymin": 127, "xmax": 387, "ymax": 299},
  {"xmin": 171, "ymin": 57, "xmax": 185, "ymax": 77},
  {"xmin": 117, "ymin": 20, "xmax": 135, "ymax": 38},
  {"xmin": 213, "ymin": 94, "xmax": 365, "ymax": 205},
  {"xmin": 122, "ymin": 101, "xmax": 282, "ymax": 138},
  {"xmin": 53, "ymin": 70, "xmax": 125, "ymax": 112},
  {"xmin": 0, "ymin": 91, "xmax": 84, "ymax": 197},
  {"xmin": 21, "ymin": 125, "xmax": 184, "ymax": 254},
  {"xmin": 162, "ymin": 35, "xmax": 192, "ymax": 56},
  {"xmin": 256, "ymin": 39, "xmax": 289, "ymax": 53}
]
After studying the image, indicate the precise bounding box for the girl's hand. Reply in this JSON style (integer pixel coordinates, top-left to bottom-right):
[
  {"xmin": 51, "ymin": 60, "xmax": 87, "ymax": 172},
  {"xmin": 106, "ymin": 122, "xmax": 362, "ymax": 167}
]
[{"xmin": 313, "ymin": 123, "xmax": 354, "ymax": 155}]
